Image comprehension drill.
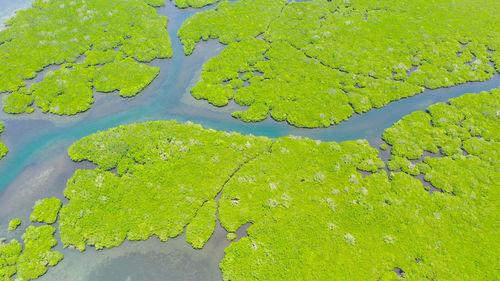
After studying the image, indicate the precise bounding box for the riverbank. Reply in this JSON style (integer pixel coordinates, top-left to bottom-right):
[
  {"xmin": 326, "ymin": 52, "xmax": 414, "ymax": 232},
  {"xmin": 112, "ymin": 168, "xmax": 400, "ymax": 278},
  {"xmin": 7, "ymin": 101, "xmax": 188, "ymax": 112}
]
[
  {"xmin": 0, "ymin": 0, "xmax": 32, "ymax": 31},
  {"xmin": 0, "ymin": 1, "xmax": 499, "ymax": 280}
]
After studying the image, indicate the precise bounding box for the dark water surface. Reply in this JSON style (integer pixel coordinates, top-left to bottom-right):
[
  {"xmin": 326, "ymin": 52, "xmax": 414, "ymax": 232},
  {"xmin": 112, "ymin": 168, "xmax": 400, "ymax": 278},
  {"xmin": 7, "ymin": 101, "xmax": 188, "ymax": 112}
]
[{"xmin": 0, "ymin": 1, "xmax": 499, "ymax": 280}]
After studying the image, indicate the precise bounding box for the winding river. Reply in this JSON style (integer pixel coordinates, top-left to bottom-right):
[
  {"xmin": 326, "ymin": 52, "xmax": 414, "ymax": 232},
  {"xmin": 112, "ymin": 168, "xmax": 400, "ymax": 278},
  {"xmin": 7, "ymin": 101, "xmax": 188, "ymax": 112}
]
[{"xmin": 0, "ymin": 1, "xmax": 499, "ymax": 280}]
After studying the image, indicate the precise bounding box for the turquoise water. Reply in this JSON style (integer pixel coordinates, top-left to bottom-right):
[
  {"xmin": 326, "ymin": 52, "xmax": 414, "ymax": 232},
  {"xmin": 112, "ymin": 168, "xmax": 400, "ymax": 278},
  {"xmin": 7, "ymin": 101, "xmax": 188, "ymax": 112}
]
[{"xmin": 0, "ymin": 1, "xmax": 499, "ymax": 280}]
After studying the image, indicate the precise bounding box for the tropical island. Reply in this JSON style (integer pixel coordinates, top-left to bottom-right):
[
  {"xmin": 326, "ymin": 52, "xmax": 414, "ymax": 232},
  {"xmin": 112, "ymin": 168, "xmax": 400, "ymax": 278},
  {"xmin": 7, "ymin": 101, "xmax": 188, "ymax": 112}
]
[{"xmin": 0, "ymin": 0, "xmax": 498, "ymax": 280}]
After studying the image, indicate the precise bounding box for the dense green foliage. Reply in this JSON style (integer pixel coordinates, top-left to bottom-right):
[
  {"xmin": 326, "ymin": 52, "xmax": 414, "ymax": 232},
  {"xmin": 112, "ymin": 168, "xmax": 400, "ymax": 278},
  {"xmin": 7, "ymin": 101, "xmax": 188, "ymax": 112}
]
[
  {"xmin": 39, "ymin": 115, "xmax": 497, "ymax": 280},
  {"xmin": 179, "ymin": 0, "xmax": 500, "ymax": 127},
  {"xmin": 0, "ymin": 122, "xmax": 7, "ymax": 160},
  {"xmin": 0, "ymin": 239, "xmax": 22, "ymax": 280},
  {"xmin": 93, "ymin": 57, "xmax": 160, "ymax": 98},
  {"xmin": 30, "ymin": 64, "xmax": 95, "ymax": 115},
  {"xmin": 61, "ymin": 121, "xmax": 271, "ymax": 251},
  {"xmin": 383, "ymin": 89, "xmax": 500, "ymax": 195},
  {"xmin": 179, "ymin": 0, "xmax": 286, "ymax": 55},
  {"xmin": 0, "ymin": 0, "xmax": 171, "ymax": 115},
  {"xmin": 7, "ymin": 219, "xmax": 21, "ymax": 233},
  {"xmin": 3, "ymin": 0, "xmax": 497, "ymax": 279},
  {"xmin": 16, "ymin": 226, "xmax": 64, "ymax": 280},
  {"xmin": 30, "ymin": 198, "xmax": 62, "ymax": 224},
  {"xmin": 19, "ymin": 56, "xmax": 160, "ymax": 115},
  {"xmin": 185, "ymin": 200, "xmax": 217, "ymax": 248},
  {"xmin": 218, "ymin": 150, "xmax": 497, "ymax": 280},
  {"xmin": 2, "ymin": 88, "xmax": 34, "ymax": 114},
  {"xmin": 0, "ymin": 226, "xmax": 62, "ymax": 281}
]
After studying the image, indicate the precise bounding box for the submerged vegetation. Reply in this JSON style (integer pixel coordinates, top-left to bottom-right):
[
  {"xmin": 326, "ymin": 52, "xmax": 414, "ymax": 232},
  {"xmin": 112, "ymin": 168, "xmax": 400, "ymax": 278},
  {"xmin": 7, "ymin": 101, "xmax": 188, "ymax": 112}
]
[
  {"xmin": 0, "ymin": 0, "xmax": 171, "ymax": 115},
  {"xmin": 185, "ymin": 200, "xmax": 218, "ymax": 249},
  {"xmin": 22, "ymin": 90, "xmax": 497, "ymax": 280},
  {"xmin": 179, "ymin": 0, "xmax": 500, "ymax": 127},
  {"xmin": 214, "ymin": 91, "xmax": 498, "ymax": 280}
]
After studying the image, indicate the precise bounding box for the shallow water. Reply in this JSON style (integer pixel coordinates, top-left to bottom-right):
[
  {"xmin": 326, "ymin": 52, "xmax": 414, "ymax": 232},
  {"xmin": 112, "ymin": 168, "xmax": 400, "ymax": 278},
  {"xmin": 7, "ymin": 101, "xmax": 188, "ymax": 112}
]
[
  {"xmin": 0, "ymin": 1, "xmax": 499, "ymax": 280},
  {"xmin": 0, "ymin": 0, "xmax": 33, "ymax": 30}
]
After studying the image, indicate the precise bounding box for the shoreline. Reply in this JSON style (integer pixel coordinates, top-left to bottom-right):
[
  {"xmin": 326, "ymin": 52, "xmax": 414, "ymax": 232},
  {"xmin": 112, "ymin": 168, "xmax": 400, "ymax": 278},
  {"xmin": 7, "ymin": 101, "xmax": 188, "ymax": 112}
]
[
  {"xmin": 0, "ymin": 0, "xmax": 33, "ymax": 31},
  {"xmin": 0, "ymin": 1, "xmax": 498, "ymax": 280}
]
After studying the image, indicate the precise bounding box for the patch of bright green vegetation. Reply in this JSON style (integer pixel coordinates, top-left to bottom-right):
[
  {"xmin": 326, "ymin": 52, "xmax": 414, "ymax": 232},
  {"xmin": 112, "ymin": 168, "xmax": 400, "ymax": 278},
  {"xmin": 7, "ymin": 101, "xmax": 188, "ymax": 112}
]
[
  {"xmin": 7, "ymin": 219, "xmax": 21, "ymax": 233},
  {"xmin": 176, "ymin": 0, "xmax": 219, "ymax": 9},
  {"xmin": 31, "ymin": 115, "xmax": 495, "ymax": 280},
  {"xmin": 217, "ymin": 139, "xmax": 498, "ymax": 280},
  {"xmin": 16, "ymin": 225, "xmax": 64, "ymax": 280},
  {"xmin": 30, "ymin": 198, "xmax": 62, "ymax": 224},
  {"xmin": 0, "ymin": 239, "xmax": 22, "ymax": 279},
  {"xmin": 0, "ymin": 122, "xmax": 7, "ymax": 160},
  {"xmin": 0, "ymin": 225, "xmax": 62, "ymax": 281},
  {"xmin": 179, "ymin": 0, "xmax": 500, "ymax": 127},
  {"xmin": 61, "ymin": 121, "xmax": 271, "ymax": 251},
  {"xmin": 185, "ymin": 200, "xmax": 217, "ymax": 248},
  {"xmin": 2, "ymin": 88, "xmax": 34, "ymax": 114},
  {"xmin": 93, "ymin": 57, "xmax": 160, "ymax": 97},
  {"xmin": 383, "ymin": 89, "xmax": 500, "ymax": 195},
  {"xmin": 0, "ymin": 0, "xmax": 171, "ymax": 115},
  {"xmin": 30, "ymin": 64, "xmax": 95, "ymax": 115},
  {"xmin": 179, "ymin": 0, "xmax": 286, "ymax": 55}
]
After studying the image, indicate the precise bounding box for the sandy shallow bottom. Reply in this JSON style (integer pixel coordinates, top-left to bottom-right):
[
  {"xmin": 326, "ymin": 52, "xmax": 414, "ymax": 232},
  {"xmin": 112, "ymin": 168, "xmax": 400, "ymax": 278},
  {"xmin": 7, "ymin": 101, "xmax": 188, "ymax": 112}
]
[
  {"xmin": 40, "ymin": 227, "xmax": 230, "ymax": 281},
  {"xmin": 0, "ymin": 1, "xmax": 499, "ymax": 280},
  {"xmin": 0, "ymin": 0, "xmax": 33, "ymax": 31},
  {"xmin": 0, "ymin": 146, "xmax": 230, "ymax": 281}
]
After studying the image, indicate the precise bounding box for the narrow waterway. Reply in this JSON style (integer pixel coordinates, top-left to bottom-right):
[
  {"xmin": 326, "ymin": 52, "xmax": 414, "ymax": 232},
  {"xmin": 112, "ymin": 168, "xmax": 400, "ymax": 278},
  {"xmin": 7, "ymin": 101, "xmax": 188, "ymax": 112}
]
[{"xmin": 0, "ymin": 1, "xmax": 499, "ymax": 280}]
